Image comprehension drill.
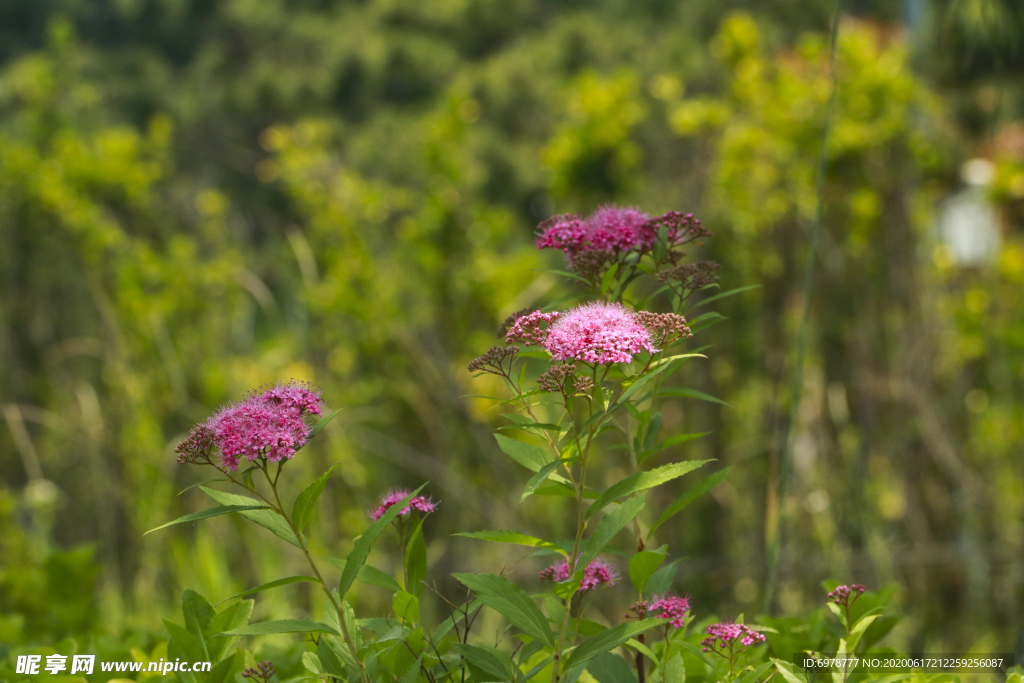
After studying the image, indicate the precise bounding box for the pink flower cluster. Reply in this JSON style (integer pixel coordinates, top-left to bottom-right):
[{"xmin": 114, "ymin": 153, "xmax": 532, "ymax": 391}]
[
  {"xmin": 538, "ymin": 558, "xmax": 617, "ymax": 590},
  {"xmin": 202, "ymin": 381, "xmax": 324, "ymax": 471},
  {"xmin": 701, "ymin": 622, "xmax": 766, "ymax": 653},
  {"xmin": 544, "ymin": 302, "xmax": 656, "ymax": 364},
  {"xmin": 536, "ymin": 206, "xmax": 652, "ymax": 259},
  {"xmin": 505, "ymin": 310, "xmax": 560, "ymax": 346},
  {"xmin": 368, "ymin": 489, "xmax": 438, "ymax": 521},
  {"xmin": 645, "ymin": 594, "xmax": 691, "ymax": 628},
  {"xmin": 828, "ymin": 583, "xmax": 866, "ymax": 606},
  {"xmin": 535, "ymin": 206, "xmax": 706, "ymax": 267}
]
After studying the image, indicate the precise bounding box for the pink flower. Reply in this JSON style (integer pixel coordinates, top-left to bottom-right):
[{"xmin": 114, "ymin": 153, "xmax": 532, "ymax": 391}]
[
  {"xmin": 535, "ymin": 206, "xmax": 707, "ymax": 267},
  {"xmin": 204, "ymin": 381, "xmax": 324, "ymax": 471},
  {"xmin": 505, "ymin": 310, "xmax": 560, "ymax": 346},
  {"xmin": 538, "ymin": 559, "xmax": 617, "ymax": 590},
  {"xmin": 701, "ymin": 622, "xmax": 766, "ymax": 653},
  {"xmin": 368, "ymin": 489, "xmax": 438, "ymax": 521},
  {"xmin": 543, "ymin": 302, "xmax": 656, "ymax": 364},
  {"xmin": 646, "ymin": 594, "xmax": 691, "ymax": 628}
]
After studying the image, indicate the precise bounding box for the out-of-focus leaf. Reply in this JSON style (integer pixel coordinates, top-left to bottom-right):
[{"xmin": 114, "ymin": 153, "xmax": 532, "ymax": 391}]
[{"xmin": 292, "ymin": 462, "xmax": 340, "ymax": 533}]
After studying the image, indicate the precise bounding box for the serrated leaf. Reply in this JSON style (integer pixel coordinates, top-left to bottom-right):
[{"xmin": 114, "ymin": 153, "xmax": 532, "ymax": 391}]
[
  {"xmin": 144, "ymin": 505, "xmax": 270, "ymax": 535},
  {"xmin": 206, "ymin": 599, "xmax": 253, "ymax": 662},
  {"xmin": 573, "ymin": 494, "xmax": 648, "ymax": 586},
  {"xmin": 217, "ymin": 619, "xmax": 338, "ymax": 637},
  {"xmin": 339, "ymin": 485, "xmax": 425, "ymax": 599},
  {"xmin": 454, "ymin": 573, "xmax": 554, "ymax": 646},
  {"xmin": 165, "ymin": 619, "xmax": 208, "ymax": 663},
  {"xmin": 455, "ymin": 530, "xmax": 567, "ymax": 556},
  {"xmin": 292, "ymin": 463, "xmax": 340, "ymax": 533},
  {"xmin": 494, "ymin": 433, "xmax": 555, "ymax": 472},
  {"xmin": 564, "ymin": 618, "xmax": 664, "ymax": 669},
  {"xmin": 664, "ymin": 654, "xmax": 685, "ymax": 683},
  {"xmin": 628, "ymin": 551, "xmax": 666, "ymax": 595},
  {"xmin": 452, "ymin": 643, "xmax": 515, "ymax": 682},
  {"xmin": 392, "ymin": 590, "xmax": 419, "ymax": 625},
  {"xmin": 771, "ymin": 658, "xmax": 805, "ymax": 683},
  {"xmin": 648, "ymin": 467, "xmax": 731, "ymax": 537},
  {"xmin": 522, "ymin": 459, "xmax": 571, "ymax": 501},
  {"xmin": 308, "ymin": 408, "xmax": 342, "ymax": 439},
  {"xmin": 586, "ymin": 460, "xmax": 711, "ymax": 518},
  {"xmin": 215, "ymin": 576, "xmax": 318, "ymax": 605},
  {"xmin": 201, "ymin": 486, "xmax": 301, "ymax": 548}
]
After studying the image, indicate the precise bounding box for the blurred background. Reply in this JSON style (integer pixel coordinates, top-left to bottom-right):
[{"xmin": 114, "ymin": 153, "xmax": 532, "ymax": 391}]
[{"xmin": 2, "ymin": 0, "xmax": 1024, "ymax": 668}]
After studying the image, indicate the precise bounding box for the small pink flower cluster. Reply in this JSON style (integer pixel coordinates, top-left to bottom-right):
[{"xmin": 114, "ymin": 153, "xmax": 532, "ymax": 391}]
[
  {"xmin": 701, "ymin": 622, "xmax": 766, "ymax": 652},
  {"xmin": 828, "ymin": 583, "xmax": 866, "ymax": 606},
  {"xmin": 368, "ymin": 489, "xmax": 438, "ymax": 521},
  {"xmin": 544, "ymin": 302, "xmax": 656, "ymax": 364},
  {"xmin": 535, "ymin": 206, "xmax": 705, "ymax": 266},
  {"xmin": 538, "ymin": 558, "xmax": 617, "ymax": 590},
  {"xmin": 645, "ymin": 594, "xmax": 691, "ymax": 628},
  {"xmin": 504, "ymin": 303, "xmax": 655, "ymax": 365},
  {"xmin": 200, "ymin": 381, "xmax": 324, "ymax": 471},
  {"xmin": 505, "ymin": 310, "xmax": 561, "ymax": 346}
]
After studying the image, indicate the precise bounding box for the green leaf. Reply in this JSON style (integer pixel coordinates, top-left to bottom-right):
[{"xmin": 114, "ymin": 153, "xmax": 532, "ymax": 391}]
[
  {"xmin": 628, "ymin": 550, "xmax": 666, "ymax": 595},
  {"xmin": 585, "ymin": 652, "xmax": 638, "ymax": 683},
  {"xmin": 575, "ymin": 494, "xmax": 648, "ymax": 582},
  {"xmin": 216, "ymin": 619, "xmax": 339, "ymax": 637},
  {"xmin": 392, "ymin": 590, "xmax": 419, "ymax": 625},
  {"xmin": 292, "ymin": 463, "xmax": 340, "ymax": 533},
  {"xmin": 658, "ymin": 432, "xmax": 711, "ymax": 450},
  {"xmin": 405, "ymin": 518, "xmax": 427, "ymax": 596},
  {"xmin": 494, "ymin": 433, "xmax": 555, "ymax": 472},
  {"xmin": 308, "ymin": 408, "xmax": 342, "ymax": 439},
  {"xmin": 500, "ymin": 413, "xmax": 561, "ymax": 431},
  {"xmin": 317, "ymin": 637, "xmax": 345, "ymax": 678},
  {"xmin": 165, "ymin": 619, "xmax": 208, "ymax": 664},
  {"xmin": 644, "ymin": 561, "xmax": 677, "ymax": 598},
  {"xmin": 694, "ymin": 284, "xmax": 761, "ymax": 308},
  {"xmin": 850, "ymin": 614, "xmax": 880, "ymax": 635},
  {"xmin": 144, "ymin": 505, "xmax": 270, "ymax": 535},
  {"xmin": 215, "ymin": 576, "xmax": 318, "ymax": 605},
  {"xmin": 430, "ymin": 597, "xmax": 482, "ymax": 644},
  {"xmin": 648, "ymin": 467, "xmax": 731, "ymax": 537},
  {"xmin": 771, "ymin": 658, "xmax": 806, "ymax": 683},
  {"xmin": 399, "ymin": 654, "xmax": 424, "ymax": 683},
  {"xmin": 201, "ymin": 486, "xmax": 301, "ymax": 548},
  {"xmin": 177, "ymin": 478, "xmax": 228, "ymax": 496},
  {"xmin": 455, "ymin": 530, "xmax": 567, "ymax": 556},
  {"xmin": 642, "ymin": 413, "xmax": 662, "ymax": 453},
  {"xmin": 206, "ymin": 600, "xmax": 253, "ymax": 662},
  {"xmin": 338, "ymin": 485, "xmax": 425, "ymax": 599},
  {"xmin": 564, "ymin": 619, "xmax": 664, "ymax": 669},
  {"xmin": 302, "ymin": 651, "xmax": 323, "ymax": 675},
  {"xmin": 323, "ymin": 557, "xmax": 403, "ymax": 593},
  {"xmin": 664, "ymin": 654, "xmax": 685, "ymax": 683},
  {"xmin": 587, "ymin": 460, "xmax": 711, "ymax": 518},
  {"xmin": 522, "ymin": 459, "xmax": 571, "ymax": 501},
  {"xmin": 182, "ymin": 589, "xmax": 215, "ymax": 639},
  {"xmin": 657, "ymin": 387, "xmax": 730, "ymax": 407},
  {"xmin": 451, "ymin": 643, "xmax": 515, "ymax": 682},
  {"xmin": 453, "ymin": 572, "xmax": 554, "ymax": 646}
]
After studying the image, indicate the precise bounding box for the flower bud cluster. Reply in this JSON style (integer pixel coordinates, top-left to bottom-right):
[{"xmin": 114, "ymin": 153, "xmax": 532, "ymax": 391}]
[
  {"xmin": 241, "ymin": 661, "xmax": 275, "ymax": 683},
  {"xmin": 828, "ymin": 583, "xmax": 866, "ymax": 607},
  {"xmin": 701, "ymin": 622, "xmax": 766, "ymax": 652}
]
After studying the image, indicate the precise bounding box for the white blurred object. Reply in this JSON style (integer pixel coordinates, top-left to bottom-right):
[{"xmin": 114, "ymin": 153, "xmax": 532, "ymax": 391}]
[{"xmin": 936, "ymin": 159, "xmax": 999, "ymax": 266}]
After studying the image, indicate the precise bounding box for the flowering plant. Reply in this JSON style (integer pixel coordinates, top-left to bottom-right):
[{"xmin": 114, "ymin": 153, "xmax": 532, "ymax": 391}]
[{"xmin": 148, "ymin": 206, "xmax": 933, "ymax": 683}]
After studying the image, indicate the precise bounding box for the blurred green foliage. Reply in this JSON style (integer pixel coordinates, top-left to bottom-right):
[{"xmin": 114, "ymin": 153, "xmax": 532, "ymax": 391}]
[{"xmin": 1, "ymin": 0, "xmax": 1024, "ymax": 677}]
